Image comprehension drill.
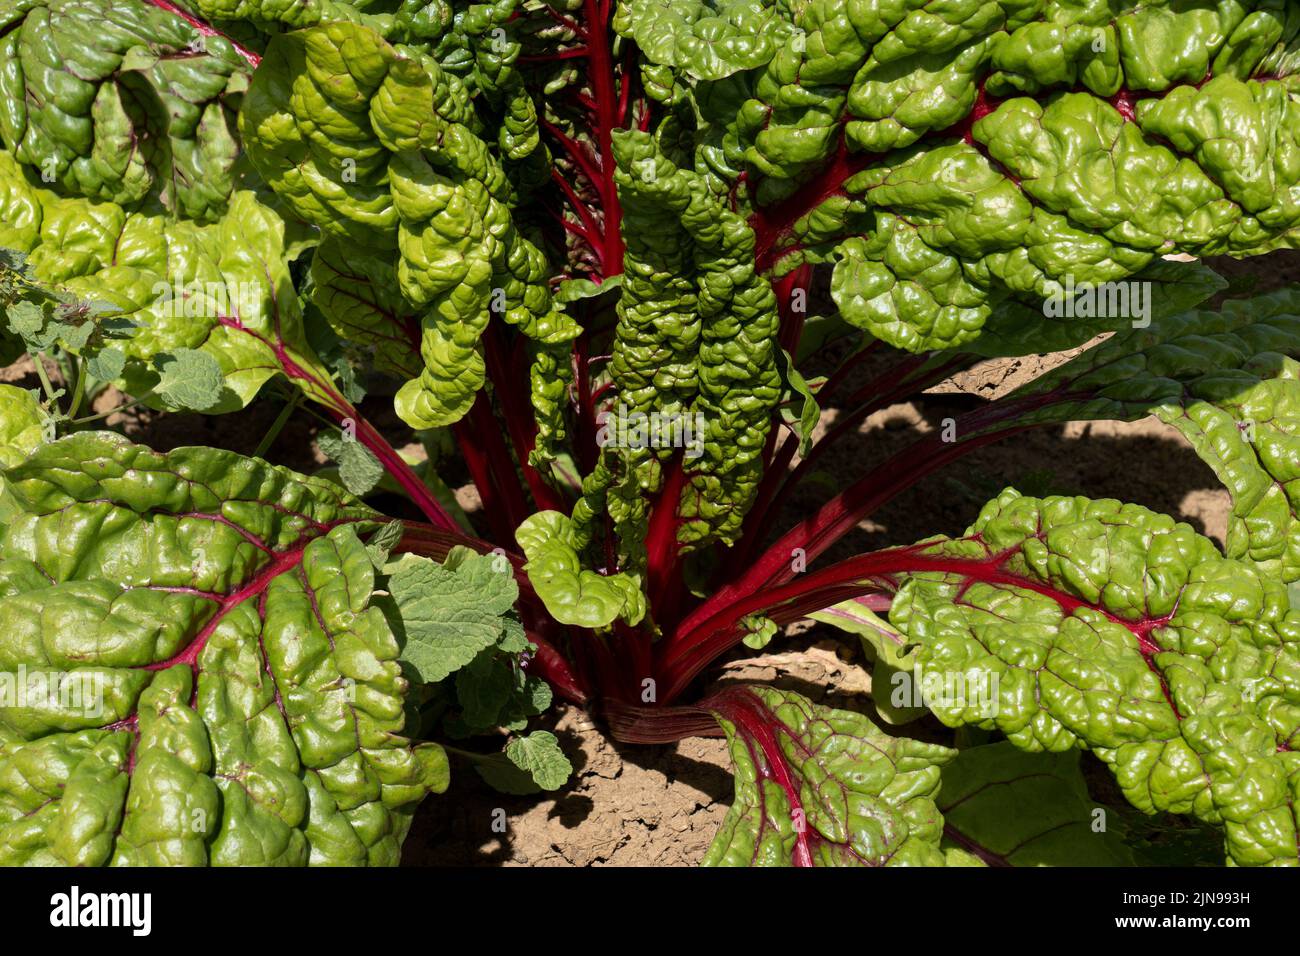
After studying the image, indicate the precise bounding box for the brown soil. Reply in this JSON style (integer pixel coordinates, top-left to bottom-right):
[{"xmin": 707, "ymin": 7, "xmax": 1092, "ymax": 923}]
[{"xmin": 401, "ymin": 638, "xmax": 881, "ymax": 865}]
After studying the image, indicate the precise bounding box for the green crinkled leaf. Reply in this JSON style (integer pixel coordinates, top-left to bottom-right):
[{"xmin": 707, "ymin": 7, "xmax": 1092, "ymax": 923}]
[
  {"xmin": 704, "ymin": 686, "xmax": 955, "ymax": 866},
  {"xmin": 389, "ymin": 549, "xmax": 519, "ymax": 683},
  {"xmin": 830, "ymin": 224, "xmax": 991, "ymax": 354},
  {"xmin": 658, "ymin": 0, "xmax": 1300, "ymax": 356},
  {"xmin": 0, "ymin": 432, "xmax": 446, "ymax": 866},
  {"xmin": 309, "ymin": 239, "xmax": 424, "ymax": 383},
  {"xmin": 528, "ymin": 341, "xmax": 574, "ymax": 475},
  {"xmin": 1009, "ymin": 288, "xmax": 1300, "ymax": 583},
  {"xmin": 184, "ymin": 0, "xmax": 452, "ymax": 40},
  {"xmin": 516, "ymin": 510, "xmax": 646, "ymax": 628},
  {"xmin": 887, "ymin": 489, "xmax": 1300, "ymax": 866},
  {"xmin": 241, "ymin": 19, "xmax": 575, "ymax": 431},
  {"xmin": 938, "ymin": 743, "xmax": 1136, "ymax": 866},
  {"xmin": 965, "ymin": 258, "xmax": 1228, "ymax": 358},
  {"xmin": 0, "ymin": 0, "xmax": 251, "ymax": 220},
  {"xmin": 0, "ymin": 154, "xmax": 341, "ymax": 415},
  {"xmin": 612, "ymin": 0, "xmax": 791, "ymax": 81},
  {"xmin": 609, "ymin": 130, "xmax": 781, "ymax": 551}
]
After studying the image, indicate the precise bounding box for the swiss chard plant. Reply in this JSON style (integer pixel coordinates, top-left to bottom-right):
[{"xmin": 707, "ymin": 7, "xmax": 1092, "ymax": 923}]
[{"xmin": 0, "ymin": 0, "xmax": 1298, "ymax": 867}]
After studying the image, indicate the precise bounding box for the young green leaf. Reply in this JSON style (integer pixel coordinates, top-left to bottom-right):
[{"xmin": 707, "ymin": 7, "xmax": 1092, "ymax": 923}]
[
  {"xmin": 553, "ymin": 275, "xmax": 623, "ymax": 304},
  {"xmin": 317, "ymin": 430, "xmax": 385, "ymax": 497},
  {"xmin": 776, "ymin": 348, "xmax": 821, "ymax": 456},
  {"xmin": 472, "ymin": 751, "xmax": 545, "ymax": 795},
  {"xmin": 506, "ymin": 730, "xmax": 573, "ymax": 792},
  {"xmin": 364, "ymin": 520, "xmax": 406, "ymax": 569},
  {"xmin": 85, "ymin": 347, "xmax": 126, "ymax": 384},
  {"xmin": 455, "ymin": 651, "xmax": 516, "ymax": 728},
  {"xmin": 739, "ymin": 613, "xmax": 778, "ymax": 650},
  {"xmin": 389, "ymin": 551, "xmax": 520, "ymax": 684},
  {"xmin": 810, "ymin": 597, "xmax": 926, "ymax": 725},
  {"xmin": 153, "ymin": 349, "xmax": 225, "ymax": 412}
]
